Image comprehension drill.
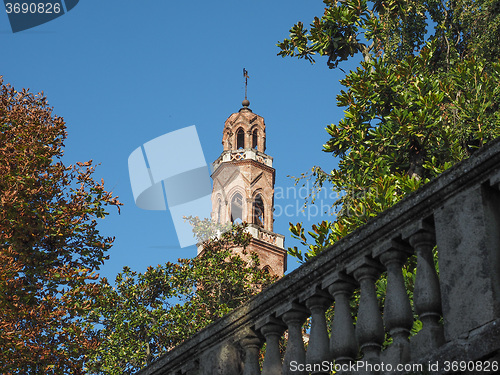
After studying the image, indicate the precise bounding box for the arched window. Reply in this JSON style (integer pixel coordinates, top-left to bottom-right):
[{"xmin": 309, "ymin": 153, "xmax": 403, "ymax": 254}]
[
  {"xmin": 253, "ymin": 194, "xmax": 264, "ymax": 227},
  {"xmin": 252, "ymin": 129, "xmax": 258, "ymax": 149},
  {"xmin": 236, "ymin": 128, "xmax": 245, "ymax": 149},
  {"xmin": 230, "ymin": 193, "xmax": 243, "ymax": 223},
  {"xmin": 216, "ymin": 199, "xmax": 221, "ymax": 224},
  {"xmin": 263, "ymin": 265, "xmax": 272, "ymax": 274}
]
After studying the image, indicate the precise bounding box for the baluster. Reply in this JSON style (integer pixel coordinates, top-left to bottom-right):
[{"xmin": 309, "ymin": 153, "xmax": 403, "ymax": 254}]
[
  {"xmin": 328, "ymin": 279, "xmax": 358, "ymax": 368},
  {"xmin": 408, "ymin": 230, "xmax": 444, "ymax": 358},
  {"xmin": 379, "ymin": 247, "xmax": 413, "ymax": 364},
  {"xmin": 241, "ymin": 331, "xmax": 263, "ymax": 375},
  {"xmin": 305, "ymin": 291, "xmax": 332, "ymax": 375},
  {"xmin": 279, "ymin": 303, "xmax": 309, "ymax": 375},
  {"xmin": 258, "ymin": 317, "xmax": 286, "ymax": 375},
  {"xmin": 353, "ymin": 262, "xmax": 384, "ymax": 373}
]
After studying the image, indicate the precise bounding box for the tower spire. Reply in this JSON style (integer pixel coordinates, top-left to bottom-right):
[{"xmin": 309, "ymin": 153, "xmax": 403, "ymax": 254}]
[{"xmin": 243, "ymin": 68, "xmax": 249, "ymax": 100}]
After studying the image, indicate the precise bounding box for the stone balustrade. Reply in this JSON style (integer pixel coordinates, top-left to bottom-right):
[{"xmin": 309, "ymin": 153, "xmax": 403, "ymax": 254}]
[
  {"xmin": 197, "ymin": 226, "xmax": 285, "ymax": 256},
  {"xmin": 137, "ymin": 138, "xmax": 500, "ymax": 375},
  {"xmin": 246, "ymin": 224, "xmax": 285, "ymax": 248},
  {"xmin": 212, "ymin": 149, "xmax": 273, "ymax": 171}
]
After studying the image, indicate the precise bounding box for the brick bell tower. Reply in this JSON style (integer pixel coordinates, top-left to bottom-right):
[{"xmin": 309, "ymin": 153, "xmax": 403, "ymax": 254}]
[{"xmin": 200, "ymin": 99, "xmax": 287, "ymax": 276}]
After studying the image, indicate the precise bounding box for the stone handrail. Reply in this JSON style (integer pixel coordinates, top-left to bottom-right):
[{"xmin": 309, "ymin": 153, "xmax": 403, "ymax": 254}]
[
  {"xmin": 212, "ymin": 149, "xmax": 273, "ymax": 172},
  {"xmin": 137, "ymin": 138, "xmax": 500, "ymax": 375},
  {"xmin": 246, "ymin": 224, "xmax": 285, "ymax": 249}
]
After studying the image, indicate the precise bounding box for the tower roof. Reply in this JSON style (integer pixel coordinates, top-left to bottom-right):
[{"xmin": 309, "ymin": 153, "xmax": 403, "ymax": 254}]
[
  {"xmin": 222, "ymin": 100, "xmax": 266, "ymax": 153},
  {"xmin": 224, "ymin": 100, "xmax": 265, "ymax": 133}
]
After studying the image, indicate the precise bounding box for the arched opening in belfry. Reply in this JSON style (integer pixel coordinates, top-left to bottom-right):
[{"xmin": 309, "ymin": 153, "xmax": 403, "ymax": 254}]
[
  {"xmin": 230, "ymin": 193, "xmax": 243, "ymax": 224},
  {"xmin": 216, "ymin": 199, "xmax": 221, "ymax": 224},
  {"xmin": 252, "ymin": 129, "xmax": 258, "ymax": 149},
  {"xmin": 253, "ymin": 194, "xmax": 265, "ymax": 227},
  {"xmin": 236, "ymin": 128, "xmax": 245, "ymax": 149}
]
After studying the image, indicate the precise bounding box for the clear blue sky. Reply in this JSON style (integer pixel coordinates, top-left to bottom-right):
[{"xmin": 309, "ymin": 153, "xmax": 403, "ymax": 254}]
[{"xmin": 1, "ymin": 1, "xmax": 360, "ymax": 279}]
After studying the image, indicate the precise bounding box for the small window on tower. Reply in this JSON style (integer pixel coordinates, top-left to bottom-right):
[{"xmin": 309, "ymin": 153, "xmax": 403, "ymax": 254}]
[
  {"xmin": 252, "ymin": 129, "xmax": 258, "ymax": 149},
  {"xmin": 216, "ymin": 199, "xmax": 221, "ymax": 224},
  {"xmin": 236, "ymin": 128, "xmax": 245, "ymax": 149},
  {"xmin": 253, "ymin": 194, "xmax": 264, "ymax": 227},
  {"xmin": 230, "ymin": 193, "xmax": 243, "ymax": 224}
]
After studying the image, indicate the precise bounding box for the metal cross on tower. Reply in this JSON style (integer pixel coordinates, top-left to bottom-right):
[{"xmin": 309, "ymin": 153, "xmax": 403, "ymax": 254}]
[{"xmin": 243, "ymin": 68, "xmax": 249, "ymax": 100}]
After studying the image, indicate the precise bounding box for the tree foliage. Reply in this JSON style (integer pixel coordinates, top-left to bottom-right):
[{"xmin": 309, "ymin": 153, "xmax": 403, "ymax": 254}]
[
  {"xmin": 0, "ymin": 77, "xmax": 121, "ymax": 374},
  {"xmin": 86, "ymin": 220, "xmax": 277, "ymax": 375},
  {"xmin": 279, "ymin": 1, "xmax": 500, "ymax": 261},
  {"xmin": 278, "ymin": 0, "xmax": 500, "ymax": 67},
  {"xmin": 0, "ymin": 78, "xmax": 277, "ymax": 374}
]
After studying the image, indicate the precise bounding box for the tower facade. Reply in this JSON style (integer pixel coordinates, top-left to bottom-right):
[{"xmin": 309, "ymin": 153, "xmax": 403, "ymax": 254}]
[{"xmin": 202, "ymin": 99, "xmax": 286, "ymax": 276}]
